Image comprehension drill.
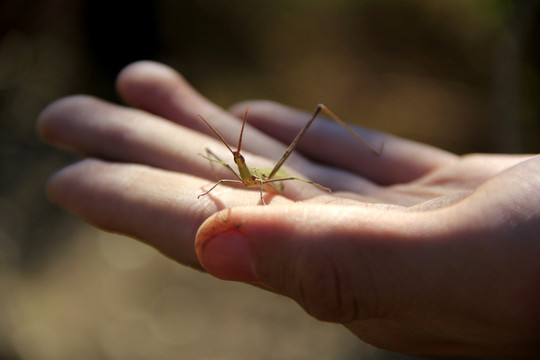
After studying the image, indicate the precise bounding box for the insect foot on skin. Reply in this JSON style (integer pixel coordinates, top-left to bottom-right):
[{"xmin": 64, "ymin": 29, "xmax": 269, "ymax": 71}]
[{"xmin": 197, "ymin": 104, "xmax": 381, "ymax": 205}]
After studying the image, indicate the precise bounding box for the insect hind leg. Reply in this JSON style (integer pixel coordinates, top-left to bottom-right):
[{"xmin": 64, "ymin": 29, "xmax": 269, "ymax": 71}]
[
  {"xmin": 198, "ymin": 179, "xmax": 244, "ymax": 199},
  {"xmin": 263, "ymin": 176, "xmax": 331, "ymax": 193},
  {"xmin": 199, "ymin": 148, "xmax": 243, "ymax": 181}
]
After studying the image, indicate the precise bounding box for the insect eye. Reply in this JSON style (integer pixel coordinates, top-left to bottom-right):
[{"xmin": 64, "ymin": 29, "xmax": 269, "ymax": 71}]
[{"xmin": 234, "ymin": 154, "xmax": 245, "ymax": 163}]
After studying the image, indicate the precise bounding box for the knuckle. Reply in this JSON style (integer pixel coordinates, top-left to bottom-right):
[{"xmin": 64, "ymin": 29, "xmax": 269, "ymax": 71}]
[{"xmin": 290, "ymin": 256, "xmax": 359, "ymax": 323}]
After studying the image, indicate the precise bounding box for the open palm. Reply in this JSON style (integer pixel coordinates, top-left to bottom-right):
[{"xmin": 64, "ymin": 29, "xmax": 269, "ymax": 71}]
[{"xmin": 39, "ymin": 61, "xmax": 540, "ymax": 357}]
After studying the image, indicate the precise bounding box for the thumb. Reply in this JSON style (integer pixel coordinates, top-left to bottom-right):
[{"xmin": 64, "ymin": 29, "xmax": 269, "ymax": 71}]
[{"xmin": 195, "ymin": 204, "xmax": 423, "ymax": 323}]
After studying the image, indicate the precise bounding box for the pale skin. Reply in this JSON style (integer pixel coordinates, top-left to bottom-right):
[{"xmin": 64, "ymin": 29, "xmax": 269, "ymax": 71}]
[{"xmin": 37, "ymin": 61, "xmax": 540, "ymax": 357}]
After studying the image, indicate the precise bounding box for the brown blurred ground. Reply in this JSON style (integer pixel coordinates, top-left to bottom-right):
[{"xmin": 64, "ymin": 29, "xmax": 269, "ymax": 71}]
[{"xmin": 0, "ymin": 0, "xmax": 539, "ymax": 359}]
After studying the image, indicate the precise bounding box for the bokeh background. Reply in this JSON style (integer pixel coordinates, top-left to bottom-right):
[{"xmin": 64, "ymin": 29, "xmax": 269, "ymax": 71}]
[{"xmin": 1, "ymin": 0, "xmax": 539, "ymax": 359}]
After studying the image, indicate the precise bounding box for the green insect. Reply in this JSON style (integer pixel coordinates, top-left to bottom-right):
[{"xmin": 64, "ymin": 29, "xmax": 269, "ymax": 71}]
[{"xmin": 197, "ymin": 104, "xmax": 380, "ymax": 204}]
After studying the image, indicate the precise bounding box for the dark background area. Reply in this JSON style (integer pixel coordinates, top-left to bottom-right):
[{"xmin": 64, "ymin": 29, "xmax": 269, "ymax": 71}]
[{"xmin": 1, "ymin": 0, "xmax": 539, "ymax": 359}]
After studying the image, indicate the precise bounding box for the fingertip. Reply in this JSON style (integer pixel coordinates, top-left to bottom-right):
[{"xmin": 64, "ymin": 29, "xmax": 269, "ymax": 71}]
[
  {"xmin": 36, "ymin": 98, "xmax": 60, "ymax": 142},
  {"xmin": 36, "ymin": 95, "xmax": 99, "ymax": 143},
  {"xmin": 194, "ymin": 210, "xmax": 230, "ymax": 255},
  {"xmin": 116, "ymin": 61, "xmax": 180, "ymax": 97},
  {"xmin": 45, "ymin": 163, "xmax": 71, "ymax": 205},
  {"xmin": 115, "ymin": 61, "xmax": 214, "ymax": 122},
  {"xmin": 197, "ymin": 229, "xmax": 259, "ymax": 282},
  {"xmin": 45, "ymin": 159, "xmax": 102, "ymax": 206},
  {"xmin": 196, "ymin": 208, "xmax": 269, "ymax": 283}
]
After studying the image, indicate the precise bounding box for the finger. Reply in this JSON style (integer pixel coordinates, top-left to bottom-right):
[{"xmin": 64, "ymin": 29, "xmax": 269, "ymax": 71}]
[
  {"xmin": 38, "ymin": 95, "xmax": 215, "ymax": 177},
  {"xmin": 115, "ymin": 61, "xmax": 290, "ymax": 161},
  {"xmin": 46, "ymin": 159, "xmax": 294, "ymax": 268},
  {"xmin": 195, "ymin": 201, "xmax": 540, "ymax": 354},
  {"xmin": 116, "ymin": 61, "xmax": 220, "ymax": 132},
  {"xmin": 229, "ymin": 100, "xmax": 458, "ymax": 185},
  {"xmin": 37, "ymin": 95, "xmax": 349, "ymax": 198},
  {"xmin": 195, "ymin": 203, "xmax": 434, "ymax": 322}
]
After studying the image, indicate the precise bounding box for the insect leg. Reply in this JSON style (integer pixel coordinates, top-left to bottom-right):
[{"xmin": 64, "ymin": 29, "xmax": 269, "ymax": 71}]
[
  {"xmin": 197, "ymin": 179, "xmax": 244, "ymax": 199},
  {"xmin": 318, "ymin": 104, "xmax": 383, "ymax": 155},
  {"xmin": 263, "ymin": 176, "xmax": 331, "ymax": 193},
  {"xmin": 199, "ymin": 148, "xmax": 242, "ymax": 181},
  {"xmin": 267, "ymin": 104, "xmax": 382, "ymax": 180},
  {"xmin": 259, "ymin": 180, "xmax": 266, "ymax": 205}
]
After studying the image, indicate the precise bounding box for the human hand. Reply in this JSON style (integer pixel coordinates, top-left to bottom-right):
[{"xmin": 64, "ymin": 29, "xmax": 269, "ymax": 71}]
[{"xmin": 38, "ymin": 61, "xmax": 540, "ymax": 357}]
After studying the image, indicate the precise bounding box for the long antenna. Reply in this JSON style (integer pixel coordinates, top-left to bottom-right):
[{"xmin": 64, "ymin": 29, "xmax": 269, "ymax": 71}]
[
  {"xmin": 197, "ymin": 114, "xmax": 235, "ymax": 155},
  {"xmin": 236, "ymin": 106, "xmax": 249, "ymax": 154}
]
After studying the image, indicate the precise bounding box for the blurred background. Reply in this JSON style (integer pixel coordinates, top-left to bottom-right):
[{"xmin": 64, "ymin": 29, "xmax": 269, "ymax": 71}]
[{"xmin": 1, "ymin": 0, "xmax": 539, "ymax": 359}]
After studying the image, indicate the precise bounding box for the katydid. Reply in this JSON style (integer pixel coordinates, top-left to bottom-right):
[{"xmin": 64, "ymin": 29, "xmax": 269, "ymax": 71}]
[{"xmin": 197, "ymin": 104, "xmax": 380, "ymax": 204}]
